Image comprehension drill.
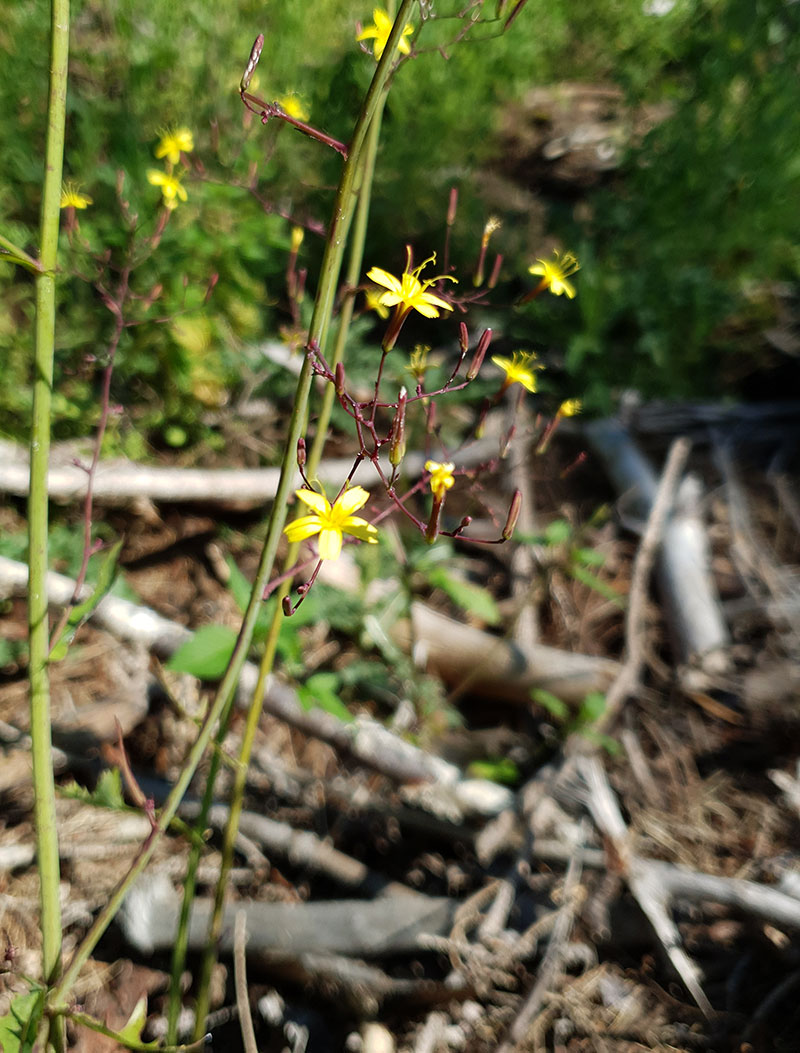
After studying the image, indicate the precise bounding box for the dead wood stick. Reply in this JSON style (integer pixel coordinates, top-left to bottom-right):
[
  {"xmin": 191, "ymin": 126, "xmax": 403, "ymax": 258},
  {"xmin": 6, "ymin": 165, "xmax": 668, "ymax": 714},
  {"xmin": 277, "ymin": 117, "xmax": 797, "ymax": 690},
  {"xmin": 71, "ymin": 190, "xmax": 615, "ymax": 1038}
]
[
  {"xmin": 121, "ymin": 874, "xmax": 455, "ymax": 958},
  {"xmin": 578, "ymin": 754, "xmax": 714, "ymax": 1017},
  {"xmin": 0, "ymin": 437, "xmax": 498, "ymax": 508},
  {"xmin": 234, "ymin": 912, "xmax": 258, "ymax": 1053},
  {"xmin": 0, "ymin": 555, "xmax": 512, "ymax": 816},
  {"xmin": 400, "ymin": 602, "xmax": 620, "ymax": 706},
  {"xmin": 495, "ymin": 837, "xmax": 585, "ymax": 1053},
  {"xmin": 585, "ymin": 419, "xmax": 730, "ymax": 676},
  {"xmin": 596, "ymin": 435, "xmax": 691, "ymax": 731}
]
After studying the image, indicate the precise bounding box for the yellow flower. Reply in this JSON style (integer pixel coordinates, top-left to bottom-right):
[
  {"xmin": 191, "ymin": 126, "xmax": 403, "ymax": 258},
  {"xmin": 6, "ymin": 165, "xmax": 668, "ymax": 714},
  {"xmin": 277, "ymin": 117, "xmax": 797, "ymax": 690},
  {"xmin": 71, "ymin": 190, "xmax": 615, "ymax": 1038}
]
[
  {"xmin": 425, "ymin": 460, "xmax": 455, "ymax": 501},
  {"xmin": 60, "ymin": 183, "xmax": 92, "ymax": 209},
  {"xmin": 356, "ymin": 7, "xmax": 414, "ymax": 61},
  {"xmin": 491, "ymin": 351, "xmax": 544, "ymax": 394},
  {"xmin": 290, "ymin": 225, "xmax": 305, "ymax": 252},
  {"xmin": 367, "ymin": 252, "xmax": 455, "ymax": 320},
  {"xmin": 364, "ymin": 286, "xmax": 390, "ymax": 319},
  {"xmin": 557, "ymin": 398, "xmax": 582, "ymax": 418},
  {"xmin": 406, "ymin": 345, "xmax": 430, "ymax": 381},
  {"xmin": 527, "ymin": 250, "xmax": 579, "ymax": 299},
  {"xmin": 147, "ymin": 169, "xmax": 188, "ymax": 210},
  {"xmin": 284, "ymin": 486, "xmax": 378, "ymax": 561},
  {"xmin": 154, "ymin": 127, "xmax": 194, "ymax": 165},
  {"xmin": 277, "ymin": 94, "xmax": 310, "ymax": 122}
]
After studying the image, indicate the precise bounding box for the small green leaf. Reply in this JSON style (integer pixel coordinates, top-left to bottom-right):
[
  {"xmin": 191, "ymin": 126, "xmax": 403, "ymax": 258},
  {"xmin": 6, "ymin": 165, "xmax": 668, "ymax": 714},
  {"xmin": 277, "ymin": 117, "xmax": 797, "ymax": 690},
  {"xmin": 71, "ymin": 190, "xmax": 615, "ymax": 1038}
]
[
  {"xmin": 426, "ymin": 567, "xmax": 500, "ymax": 625},
  {"xmin": 577, "ymin": 691, "xmax": 607, "ymax": 726},
  {"xmin": 573, "ymin": 546, "xmax": 606, "ymax": 567},
  {"xmin": 117, "ymin": 996, "xmax": 157, "ymax": 1048},
  {"xmin": 568, "ymin": 563, "xmax": 625, "ymax": 607},
  {"xmin": 297, "ymin": 671, "xmax": 353, "ymax": 723},
  {"xmin": 467, "ymin": 757, "xmax": 520, "ymax": 785},
  {"xmin": 49, "ymin": 539, "xmax": 124, "ymax": 662},
  {"xmin": 166, "ymin": 624, "xmax": 237, "ymax": 680},
  {"xmin": 0, "ymin": 987, "xmax": 45, "ymax": 1053},
  {"xmin": 60, "ymin": 768, "xmax": 126, "ymax": 810},
  {"xmin": 531, "ymin": 688, "xmax": 569, "ymax": 721},
  {"xmin": 544, "ymin": 519, "xmax": 572, "ymax": 546}
]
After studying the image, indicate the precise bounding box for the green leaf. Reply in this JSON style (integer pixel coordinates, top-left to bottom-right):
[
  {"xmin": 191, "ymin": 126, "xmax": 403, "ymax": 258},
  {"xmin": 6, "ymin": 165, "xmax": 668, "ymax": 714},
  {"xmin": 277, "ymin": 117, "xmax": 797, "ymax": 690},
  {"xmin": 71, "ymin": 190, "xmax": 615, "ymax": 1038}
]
[
  {"xmin": 568, "ymin": 563, "xmax": 625, "ymax": 607},
  {"xmin": 544, "ymin": 519, "xmax": 572, "ymax": 546},
  {"xmin": 116, "ymin": 996, "xmax": 158, "ymax": 1049},
  {"xmin": 296, "ymin": 672, "xmax": 353, "ymax": 723},
  {"xmin": 572, "ymin": 546, "xmax": 606, "ymax": 567},
  {"xmin": 426, "ymin": 567, "xmax": 500, "ymax": 625},
  {"xmin": 467, "ymin": 757, "xmax": 520, "ymax": 785},
  {"xmin": 165, "ymin": 624, "xmax": 237, "ymax": 680},
  {"xmin": 531, "ymin": 688, "xmax": 569, "ymax": 722},
  {"xmin": 49, "ymin": 539, "xmax": 123, "ymax": 662},
  {"xmin": 60, "ymin": 768, "xmax": 126, "ymax": 810},
  {"xmin": 0, "ymin": 987, "xmax": 45, "ymax": 1053},
  {"xmin": 577, "ymin": 691, "xmax": 607, "ymax": 726}
]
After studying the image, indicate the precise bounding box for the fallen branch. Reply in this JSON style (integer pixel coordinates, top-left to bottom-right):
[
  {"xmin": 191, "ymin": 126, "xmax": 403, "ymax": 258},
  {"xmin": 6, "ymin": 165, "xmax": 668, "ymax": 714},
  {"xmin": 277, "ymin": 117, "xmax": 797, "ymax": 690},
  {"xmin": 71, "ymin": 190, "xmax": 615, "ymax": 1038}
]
[
  {"xmin": 121, "ymin": 874, "xmax": 455, "ymax": 959},
  {"xmin": 0, "ymin": 437, "xmax": 499, "ymax": 508},
  {"xmin": 585, "ymin": 419, "xmax": 731, "ymax": 677},
  {"xmin": 399, "ymin": 602, "xmax": 620, "ymax": 706},
  {"xmin": 0, "ymin": 555, "xmax": 513, "ymax": 817}
]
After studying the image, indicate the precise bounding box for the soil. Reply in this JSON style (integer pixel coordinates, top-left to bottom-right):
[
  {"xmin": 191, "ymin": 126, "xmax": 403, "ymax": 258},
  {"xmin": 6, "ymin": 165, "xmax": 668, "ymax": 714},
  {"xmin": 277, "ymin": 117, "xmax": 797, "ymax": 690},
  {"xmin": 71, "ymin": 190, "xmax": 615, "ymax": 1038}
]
[{"xmin": 1, "ymin": 412, "xmax": 799, "ymax": 1053}]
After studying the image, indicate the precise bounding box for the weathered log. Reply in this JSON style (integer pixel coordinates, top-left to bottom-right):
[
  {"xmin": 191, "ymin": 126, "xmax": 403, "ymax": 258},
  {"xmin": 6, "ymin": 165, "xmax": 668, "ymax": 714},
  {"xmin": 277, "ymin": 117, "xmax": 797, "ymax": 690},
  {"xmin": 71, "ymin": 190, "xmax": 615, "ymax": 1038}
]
[{"xmin": 395, "ymin": 602, "xmax": 620, "ymax": 706}]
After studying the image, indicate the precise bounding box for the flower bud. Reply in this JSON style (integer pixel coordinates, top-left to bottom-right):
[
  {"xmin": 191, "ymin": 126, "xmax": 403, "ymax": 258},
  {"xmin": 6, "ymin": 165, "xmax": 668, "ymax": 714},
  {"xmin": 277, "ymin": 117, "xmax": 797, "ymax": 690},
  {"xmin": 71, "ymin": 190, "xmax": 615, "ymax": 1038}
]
[
  {"xmin": 447, "ymin": 186, "xmax": 458, "ymax": 228},
  {"xmin": 467, "ymin": 328, "xmax": 492, "ymax": 381},
  {"xmin": 241, "ymin": 34, "xmax": 264, "ymax": 92},
  {"xmin": 335, "ymin": 361, "xmax": 346, "ymax": 398},
  {"xmin": 502, "ymin": 489, "xmax": 523, "ymax": 540},
  {"xmin": 389, "ymin": 387, "xmax": 407, "ymax": 468},
  {"xmin": 296, "ymin": 437, "xmax": 306, "ymax": 468},
  {"xmin": 459, "ymin": 322, "xmax": 469, "ymax": 355}
]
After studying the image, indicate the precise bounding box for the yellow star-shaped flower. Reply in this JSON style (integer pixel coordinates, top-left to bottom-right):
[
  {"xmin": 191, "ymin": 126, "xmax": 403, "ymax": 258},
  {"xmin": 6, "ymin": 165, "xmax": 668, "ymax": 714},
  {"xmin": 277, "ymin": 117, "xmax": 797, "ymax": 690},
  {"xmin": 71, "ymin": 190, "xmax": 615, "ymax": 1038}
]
[
  {"xmin": 527, "ymin": 250, "xmax": 579, "ymax": 299},
  {"xmin": 356, "ymin": 7, "xmax": 414, "ymax": 61},
  {"xmin": 60, "ymin": 183, "xmax": 92, "ymax": 209},
  {"xmin": 367, "ymin": 252, "xmax": 455, "ymax": 320},
  {"xmin": 284, "ymin": 486, "xmax": 378, "ymax": 561},
  {"xmin": 154, "ymin": 127, "xmax": 194, "ymax": 165},
  {"xmin": 425, "ymin": 460, "xmax": 455, "ymax": 500},
  {"xmin": 491, "ymin": 351, "xmax": 544, "ymax": 394},
  {"xmin": 147, "ymin": 169, "xmax": 188, "ymax": 210}
]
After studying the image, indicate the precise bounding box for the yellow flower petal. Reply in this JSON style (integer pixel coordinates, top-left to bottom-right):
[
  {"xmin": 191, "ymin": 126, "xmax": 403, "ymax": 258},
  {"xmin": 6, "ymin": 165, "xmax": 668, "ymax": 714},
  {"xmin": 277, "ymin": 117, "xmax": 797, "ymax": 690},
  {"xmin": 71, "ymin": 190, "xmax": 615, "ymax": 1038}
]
[
  {"xmin": 318, "ymin": 527, "xmax": 343, "ymax": 561},
  {"xmin": 335, "ymin": 485, "xmax": 371, "ymax": 517},
  {"xmin": 284, "ymin": 516, "xmax": 324, "ymax": 543},
  {"xmin": 295, "ymin": 488, "xmax": 331, "ymax": 516}
]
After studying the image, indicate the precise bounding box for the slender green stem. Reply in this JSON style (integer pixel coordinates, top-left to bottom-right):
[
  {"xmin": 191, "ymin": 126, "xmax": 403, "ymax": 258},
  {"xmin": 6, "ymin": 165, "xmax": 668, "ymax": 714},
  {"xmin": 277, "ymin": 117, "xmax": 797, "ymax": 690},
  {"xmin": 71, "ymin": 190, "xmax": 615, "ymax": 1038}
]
[
  {"xmin": 30, "ymin": 0, "xmax": 70, "ymax": 998},
  {"xmin": 190, "ymin": 11, "xmax": 409, "ymax": 1037},
  {"xmin": 29, "ymin": 5, "xmax": 70, "ymax": 1050}
]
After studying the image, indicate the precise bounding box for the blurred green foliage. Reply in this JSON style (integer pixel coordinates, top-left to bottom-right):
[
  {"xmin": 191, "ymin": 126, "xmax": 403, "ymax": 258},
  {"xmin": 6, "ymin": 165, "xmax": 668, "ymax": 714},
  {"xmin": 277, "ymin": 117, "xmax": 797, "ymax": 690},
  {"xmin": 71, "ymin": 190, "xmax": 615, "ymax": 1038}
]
[{"xmin": 1, "ymin": 0, "xmax": 797, "ymax": 445}]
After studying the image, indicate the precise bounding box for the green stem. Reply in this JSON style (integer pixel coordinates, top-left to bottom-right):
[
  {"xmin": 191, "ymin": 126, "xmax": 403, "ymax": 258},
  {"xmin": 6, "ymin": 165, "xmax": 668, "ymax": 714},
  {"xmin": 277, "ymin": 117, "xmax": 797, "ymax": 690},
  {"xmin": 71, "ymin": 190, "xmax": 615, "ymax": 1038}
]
[
  {"xmin": 29, "ymin": 4, "xmax": 70, "ymax": 1050},
  {"xmin": 190, "ymin": 12, "xmax": 408, "ymax": 1038},
  {"xmin": 30, "ymin": 0, "xmax": 70, "ymax": 996}
]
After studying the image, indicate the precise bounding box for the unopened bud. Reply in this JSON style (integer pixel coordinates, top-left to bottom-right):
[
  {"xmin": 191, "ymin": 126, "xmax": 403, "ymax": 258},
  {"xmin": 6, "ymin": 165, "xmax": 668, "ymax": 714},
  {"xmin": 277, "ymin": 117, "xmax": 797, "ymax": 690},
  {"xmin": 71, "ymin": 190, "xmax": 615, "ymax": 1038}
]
[
  {"xmin": 458, "ymin": 515, "xmax": 472, "ymax": 532},
  {"xmin": 459, "ymin": 322, "xmax": 469, "ymax": 355},
  {"xmin": 488, "ymin": 253, "xmax": 503, "ymax": 289},
  {"xmin": 425, "ymin": 496, "xmax": 443, "ymax": 544},
  {"xmin": 335, "ymin": 361, "xmax": 346, "ymax": 397},
  {"xmin": 296, "ymin": 437, "xmax": 306, "ymax": 468},
  {"xmin": 447, "ymin": 186, "xmax": 458, "ymax": 227},
  {"xmin": 502, "ymin": 489, "xmax": 523, "ymax": 540},
  {"xmin": 467, "ymin": 328, "xmax": 492, "ymax": 381},
  {"xmin": 282, "ymin": 594, "xmax": 293, "ymax": 616},
  {"xmin": 389, "ymin": 387, "xmax": 407, "ymax": 467},
  {"xmin": 241, "ymin": 34, "xmax": 264, "ymax": 92}
]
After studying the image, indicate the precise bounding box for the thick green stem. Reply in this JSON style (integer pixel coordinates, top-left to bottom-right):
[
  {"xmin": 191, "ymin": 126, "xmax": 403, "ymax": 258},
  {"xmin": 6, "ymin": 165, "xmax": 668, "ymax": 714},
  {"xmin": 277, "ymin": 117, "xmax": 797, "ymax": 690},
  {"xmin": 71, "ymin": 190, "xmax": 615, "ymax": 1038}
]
[
  {"xmin": 30, "ymin": 0, "xmax": 70, "ymax": 1006},
  {"xmin": 190, "ymin": 13, "xmax": 407, "ymax": 1038}
]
